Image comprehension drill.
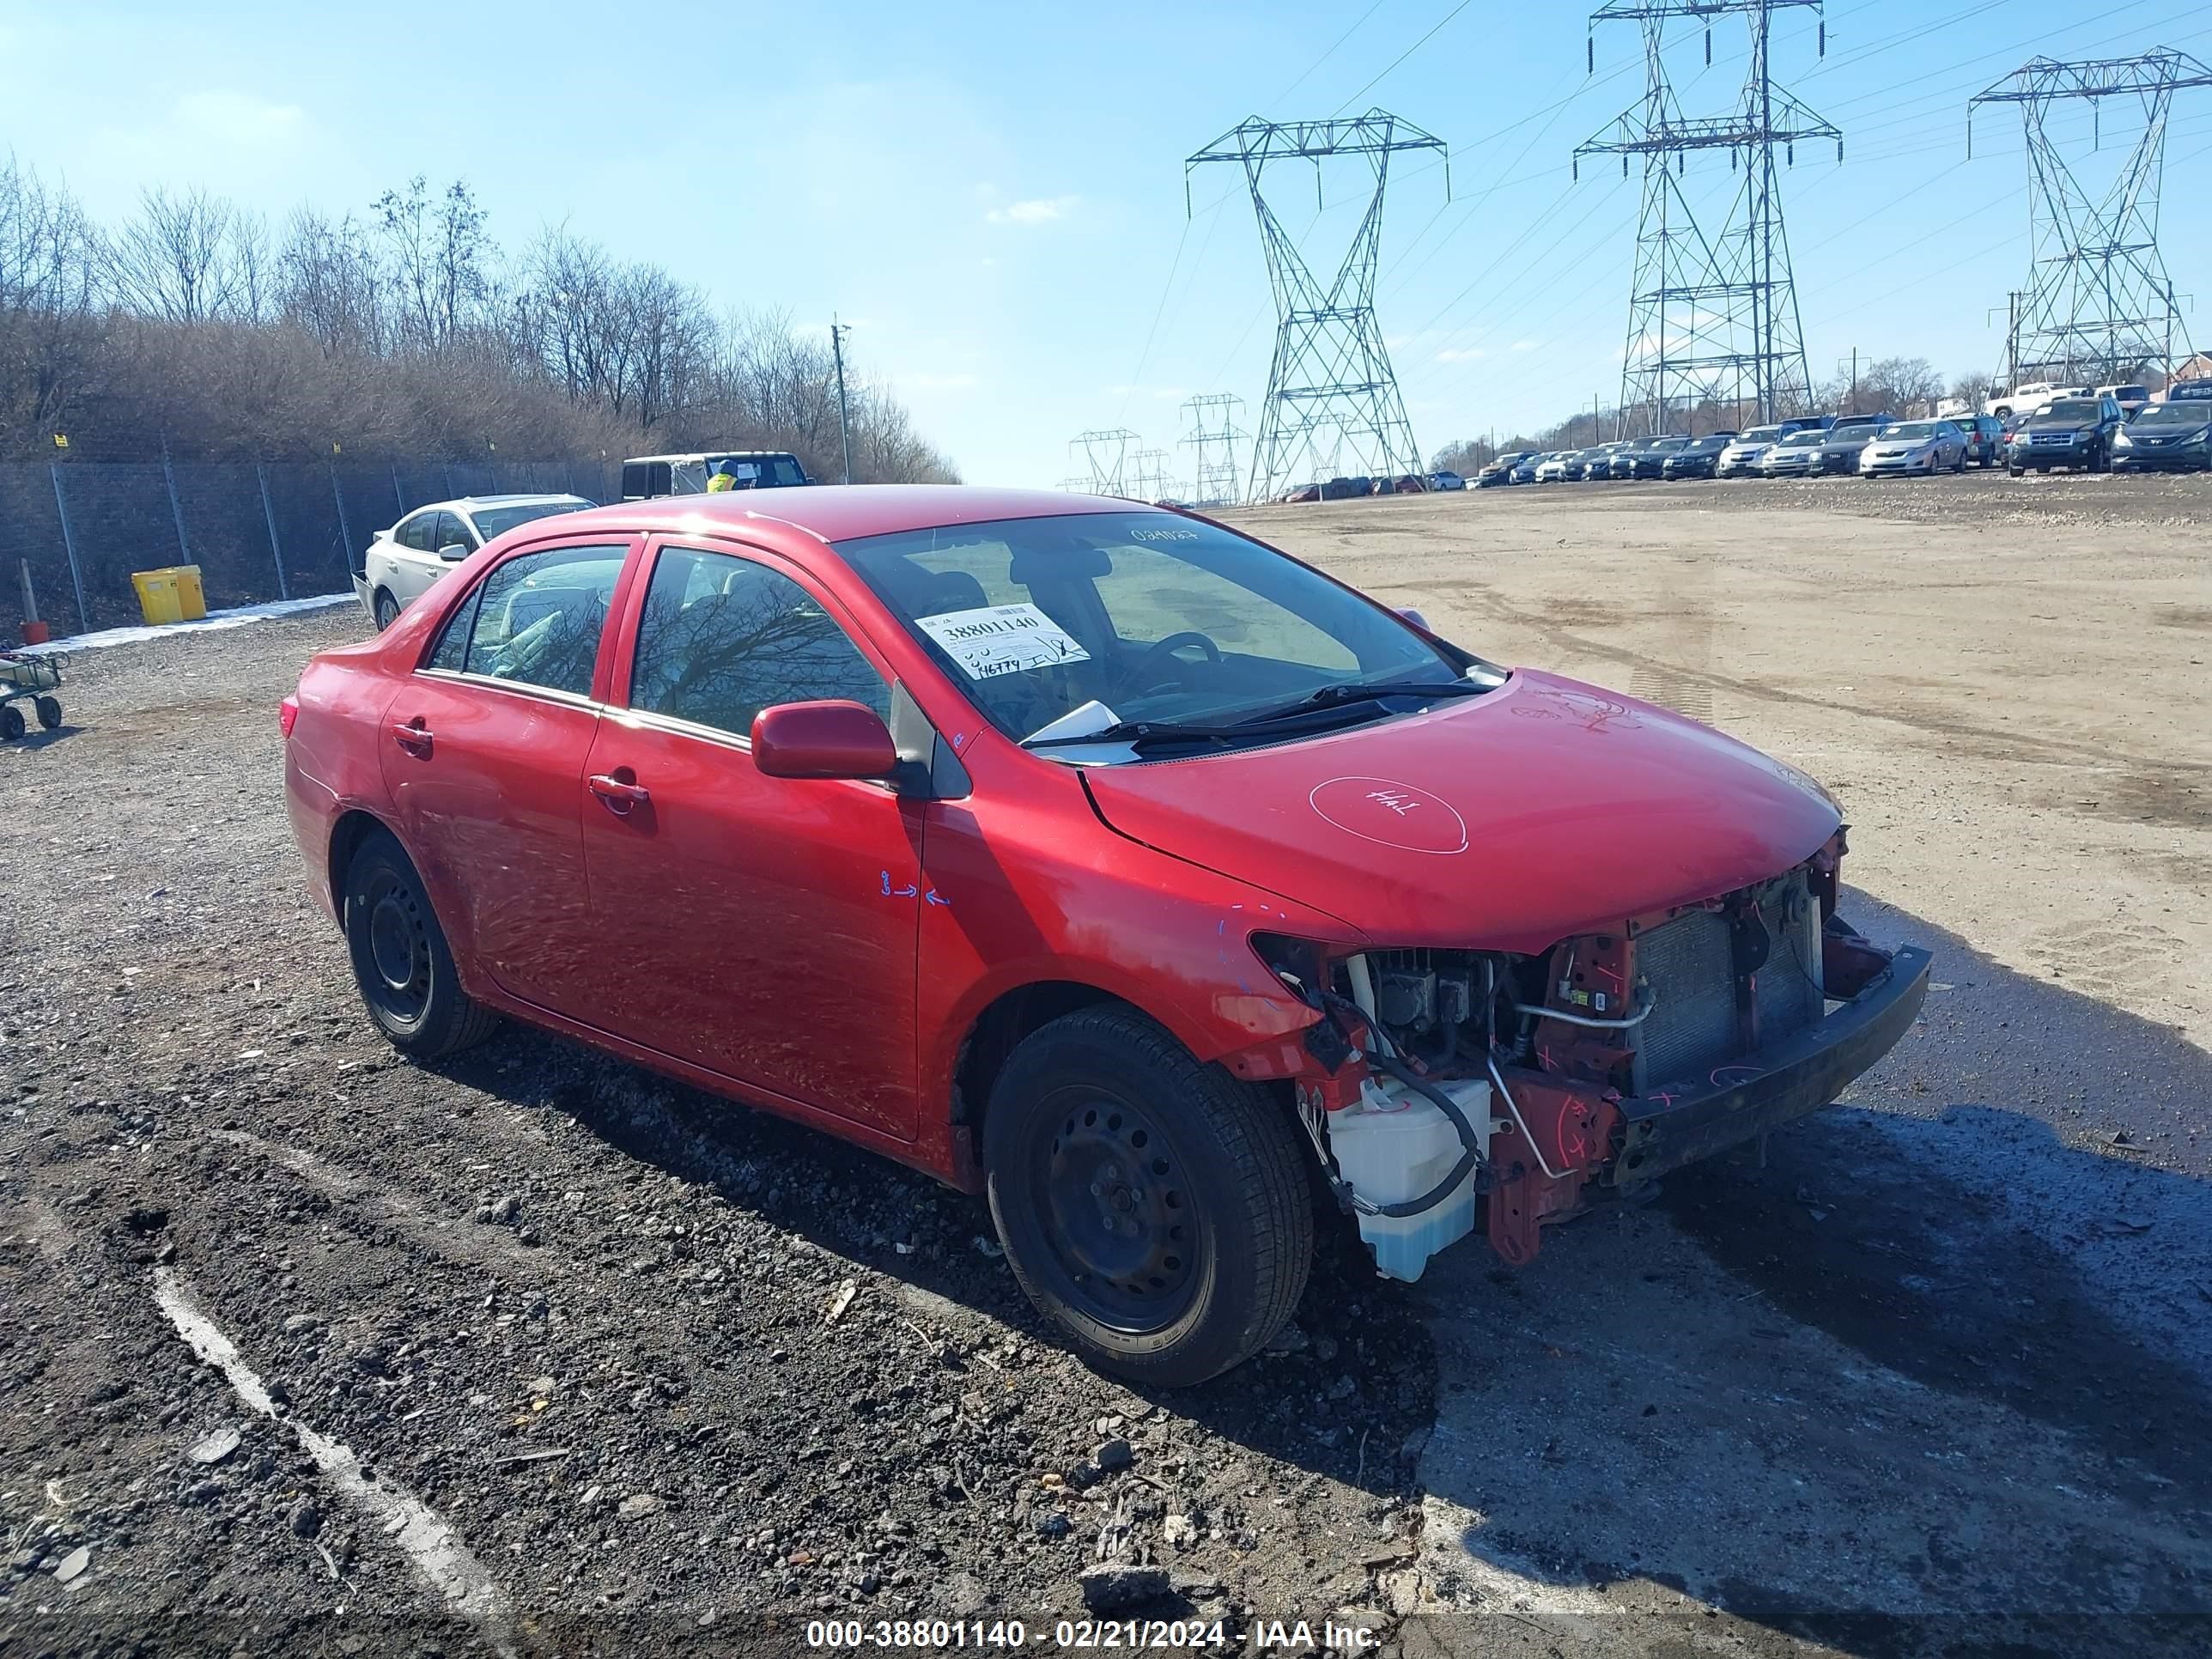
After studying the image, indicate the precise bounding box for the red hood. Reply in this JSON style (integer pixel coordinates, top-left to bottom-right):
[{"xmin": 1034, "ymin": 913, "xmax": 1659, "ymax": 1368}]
[{"xmin": 1081, "ymin": 669, "xmax": 1841, "ymax": 954}]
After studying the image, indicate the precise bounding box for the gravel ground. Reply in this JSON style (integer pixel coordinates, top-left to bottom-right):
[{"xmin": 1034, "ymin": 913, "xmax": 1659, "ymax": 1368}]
[{"xmin": 3, "ymin": 469, "xmax": 2208, "ymax": 1657}]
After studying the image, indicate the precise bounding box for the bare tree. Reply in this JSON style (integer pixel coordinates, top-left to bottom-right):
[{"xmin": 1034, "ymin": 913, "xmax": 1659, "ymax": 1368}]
[
  {"xmin": 374, "ymin": 176, "xmax": 489, "ymax": 354},
  {"xmin": 278, "ymin": 207, "xmax": 387, "ymax": 356},
  {"xmin": 99, "ymin": 187, "xmax": 255, "ymax": 322}
]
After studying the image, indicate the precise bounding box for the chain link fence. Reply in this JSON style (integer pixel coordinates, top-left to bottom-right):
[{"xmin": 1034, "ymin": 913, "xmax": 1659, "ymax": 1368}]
[{"xmin": 3, "ymin": 458, "xmax": 623, "ymax": 637}]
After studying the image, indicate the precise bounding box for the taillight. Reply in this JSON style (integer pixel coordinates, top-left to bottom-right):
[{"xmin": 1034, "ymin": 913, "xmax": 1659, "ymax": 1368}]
[{"xmin": 279, "ymin": 696, "xmax": 299, "ymax": 738}]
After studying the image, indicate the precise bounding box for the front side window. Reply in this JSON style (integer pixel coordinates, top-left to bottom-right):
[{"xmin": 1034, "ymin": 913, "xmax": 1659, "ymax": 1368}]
[
  {"xmin": 838, "ymin": 512, "xmax": 1476, "ymax": 754},
  {"xmin": 628, "ymin": 546, "xmax": 888, "ymax": 738},
  {"xmin": 440, "ymin": 544, "xmax": 628, "ymax": 696},
  {"xmin": 432, "ymin": 511, "xmax": 471, "ymax": 554}
]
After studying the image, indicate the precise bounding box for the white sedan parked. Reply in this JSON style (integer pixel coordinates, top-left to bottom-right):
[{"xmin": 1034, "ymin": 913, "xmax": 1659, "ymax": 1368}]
[
  {"xmin": 1857, "ymin": 420, "xmax": 1967, "ymax": 478},
  {"xmin": 354, "ymin": 494, "xmax": 594, "ymax": 630}
]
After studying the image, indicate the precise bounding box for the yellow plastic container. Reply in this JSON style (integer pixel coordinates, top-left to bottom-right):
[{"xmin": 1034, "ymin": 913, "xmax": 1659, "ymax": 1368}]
[
  {"xmin": 130, "ymin": 564, "xmax": 207, "ymax": 624},
  {"xmin": 169, "ymin": 564, "xmax": 207, "ymax": 621},
  {"xmin": 131, "ymin": 570, "xmax": 183, "ymax": 626}
]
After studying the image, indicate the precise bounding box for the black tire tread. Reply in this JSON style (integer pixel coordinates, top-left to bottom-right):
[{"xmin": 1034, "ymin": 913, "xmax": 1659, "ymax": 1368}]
[{"xmin": 987, "ymin": 1006, "xmax": 1313, "ymax": 1385}]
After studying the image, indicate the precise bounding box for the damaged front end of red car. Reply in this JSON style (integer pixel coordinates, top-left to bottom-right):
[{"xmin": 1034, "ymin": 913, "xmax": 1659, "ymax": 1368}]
[{"xmin": 1240, "ymin": 828, "xmax": 1932, "ymax": 1278}]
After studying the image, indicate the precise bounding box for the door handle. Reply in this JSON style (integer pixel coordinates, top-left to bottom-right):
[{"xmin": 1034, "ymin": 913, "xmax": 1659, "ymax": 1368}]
[
  {"xmin": 390, "ymin": 720, "xmax": 433, "ymax": 756},
  {"xmin": 588, "ymin": 771, "xmax": 650, "ymax": 811}
]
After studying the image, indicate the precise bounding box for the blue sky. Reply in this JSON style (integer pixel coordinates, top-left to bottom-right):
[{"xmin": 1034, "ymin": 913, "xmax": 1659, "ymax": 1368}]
[{"xmin": 5, "ymin": 0, "xmax": 2210, "ymax": 486}]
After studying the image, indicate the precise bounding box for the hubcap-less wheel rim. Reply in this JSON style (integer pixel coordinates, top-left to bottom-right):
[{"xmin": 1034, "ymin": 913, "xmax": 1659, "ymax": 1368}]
[
  {"xmin": 377, "ymin": 595, "xmax": 398, "ymax": 630},
  {"xmin": 1038, "ymin": 1089, "xmax": 1200, "ymax": 1334},
  {"xmin": 361, "ymin": 870, "xmax": 430, "ymax": 1022}
]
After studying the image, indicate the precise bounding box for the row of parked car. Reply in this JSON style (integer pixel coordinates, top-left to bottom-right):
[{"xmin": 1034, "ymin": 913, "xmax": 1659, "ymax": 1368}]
[
  {"xmin": 1275, "ymin": 471, "xmax": 1468, "ymax": 501},
  {"xmin": 1472, "ymin": 383, "xmax": 2212, "ymax": 489}
]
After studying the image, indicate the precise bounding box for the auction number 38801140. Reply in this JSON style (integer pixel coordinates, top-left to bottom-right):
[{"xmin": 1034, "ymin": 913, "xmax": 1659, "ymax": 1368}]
[{"xmin": 805, "ymin": 1620, "xmax": 1029, "ymax": 1650}]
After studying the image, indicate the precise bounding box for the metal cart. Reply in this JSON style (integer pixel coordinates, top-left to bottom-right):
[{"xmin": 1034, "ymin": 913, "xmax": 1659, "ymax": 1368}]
[{"xmin": 0, "ymin": 650, "xmax": 64, "ymax": 741}]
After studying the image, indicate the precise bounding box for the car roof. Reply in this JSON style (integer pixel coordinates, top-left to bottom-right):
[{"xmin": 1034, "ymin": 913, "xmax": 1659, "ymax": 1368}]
[
  {"xmin": 621, "ymin": 451, "xmax": 800, "ymax": 465},
  {"xmin": 403, "ymin": 494, "xmax": 587, "ymax": 513},
  {"xmin": 514, "ymin": 484, "xmax": 1142, "ymax": 548}
]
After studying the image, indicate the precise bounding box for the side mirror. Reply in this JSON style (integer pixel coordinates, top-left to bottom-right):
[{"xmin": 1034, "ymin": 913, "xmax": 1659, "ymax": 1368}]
[
  {"xmin": 1395, "ymin": 606, "xmax": 1431, "ymax": 632},
  {"xmin": 751, "ymin": 700, "xmax": 898, "ymax": 781},
  {"xmin": 438, "ymin": 543, "xmax": 471, "ymax": 562}
]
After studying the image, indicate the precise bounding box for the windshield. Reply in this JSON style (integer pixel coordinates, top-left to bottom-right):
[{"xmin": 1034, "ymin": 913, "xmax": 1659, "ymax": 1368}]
[
  {"xmin": 2136, "ymin": 402, "xmax": 2209, "ymax": 426},
  {"xmin": 838, "ymin": 512, "xmax": 1480, "ymax": 754},
  {"xmin": 1684, "ymin": 435, "xmax": 1728, "ymax": 452},
  {"xmin": 1779, "ymin": 429, "xmax": 1823, "ymax": 447},
  {"xmin": 1736, "ymin": 427, "xmax": 1783, "ymax": 443},
  {"xmin": 467, "ymin": 499, "xmax": 592, "ymax": 540},
  {"xmin": 2112, "ymin": 386, "xmax": 2148, "ymax": 401},
  {"xmin": 1886, "ymin": 422, "xmax": 1942, "ymax": 441},
  {"xmin": 1829, "ymin": 420, "xmax": 1883, "ymax": 438},
  {"xmin": 2040, "ymin": 401, "xmax": 2098, "ymax": 422}
]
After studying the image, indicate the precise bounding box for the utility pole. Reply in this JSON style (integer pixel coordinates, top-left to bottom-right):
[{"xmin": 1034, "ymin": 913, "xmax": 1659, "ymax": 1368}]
[
  {"xmin": 1187, "ymin": 112, "xmax": 1448, "ymax": 500},
  {"xmin": 1971, "ymin": 50, "xmax": 2210, "ymax": 386},
  {"xmin": 830, "ymin": 316, "xmax": 855, "ymax": 485},
  {"xmin": 1578, "ymin": 0, "xmax": 1838, "ymax": 429},
  {"xmin": 1838, "ymin": 348, "xmax": 1858, "ymax": 410}
]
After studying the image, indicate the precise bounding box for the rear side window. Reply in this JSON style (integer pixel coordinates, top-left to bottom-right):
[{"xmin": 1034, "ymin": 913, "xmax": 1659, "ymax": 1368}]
[
  {"xmin": 429, "ymin": 544, "xmax": 628, "ymax": 696},
  {"xmin": 627, "ymin": 546, "xmax": 888, "ymax": 738},
  {"xmin": 396, "ymin": 512, "xmax": 438, "ymax": 552}
]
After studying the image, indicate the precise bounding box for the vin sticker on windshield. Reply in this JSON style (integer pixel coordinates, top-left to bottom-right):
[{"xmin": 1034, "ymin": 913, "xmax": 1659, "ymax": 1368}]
[{"xmin": 915, "ymin": 603, "xmax": 1091, "ymax": 680}]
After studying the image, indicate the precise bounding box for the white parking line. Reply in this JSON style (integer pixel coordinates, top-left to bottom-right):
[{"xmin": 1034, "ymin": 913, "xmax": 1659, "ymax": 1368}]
[{"xmin": 151, "ymin": 1267, "xmax": 514, "ymax": 1653}]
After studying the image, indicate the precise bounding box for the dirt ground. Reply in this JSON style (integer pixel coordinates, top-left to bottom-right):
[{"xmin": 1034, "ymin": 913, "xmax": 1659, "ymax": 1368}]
[{"xmin": 3, "ymin": 469, "xmax": 2208, "ymax": 1658}]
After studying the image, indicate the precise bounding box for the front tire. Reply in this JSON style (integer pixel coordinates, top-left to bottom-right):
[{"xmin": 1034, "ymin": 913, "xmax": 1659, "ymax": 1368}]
[
  {"xmin": 374, "ymin": 590, "xmax": 401, "ymax": 631},
  {"xmin": 342, "ymin": 830, "xmax": 500, "ymax": 1059},
  {"xmin": 983, "ymin": 1007, "xmax": 1314, "ymax": 1388}
]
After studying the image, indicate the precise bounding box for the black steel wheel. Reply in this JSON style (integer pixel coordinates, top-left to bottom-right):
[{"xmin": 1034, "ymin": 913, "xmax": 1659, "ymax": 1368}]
[
  {"xmin": 0, "ymin": 704, "xmax": 22, "ymax": 742},
  {"xmin": 33, "ymin": 695, "xmax": 61, "ymax": 730},
  {"xmin": 984, "ymin": 1006, "xmax": 1312, "ymax": 1387},
  {"xmin": 342, "ymin": 829, "xmax": 499, "ymax": 1058}
]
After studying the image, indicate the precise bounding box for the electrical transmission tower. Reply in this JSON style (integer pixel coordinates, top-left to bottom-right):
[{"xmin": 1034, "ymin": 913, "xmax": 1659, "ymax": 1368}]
[
  {"xmin": 1188, "ymin": 112, "xmax": 1447, "ymax": 501},
  {"xmin": 1179, "ymin": 393, "xmax": 1249, "ymax": 507},
  {"xmin": 1070, "ymin": 428, "xmax": 1139, "ymax": 496},
  {"xmin": 1969, "ymin": 50, "xmax": 2211, "ymax": 388},
  {"xmin": 1129, "ymin": 447, "xmax": 1173, "ymax": 501},
  {"xmin": 1578, "ymin": 1, "xmax": 1839, "ymax": 432}
]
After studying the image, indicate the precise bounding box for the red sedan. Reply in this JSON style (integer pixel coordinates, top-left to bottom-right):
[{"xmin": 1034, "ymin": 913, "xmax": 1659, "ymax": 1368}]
[{"xmin": 283, "ymin": 486, "xmax": 1928, "ymax": 1384}]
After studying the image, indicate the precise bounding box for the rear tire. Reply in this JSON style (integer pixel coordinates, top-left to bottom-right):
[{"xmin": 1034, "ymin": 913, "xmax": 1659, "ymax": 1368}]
[
  {"xmin": 0, "ymin": 704, "xmax": 22, "ymax": 742},
  {"xmin": 33, "ymin": 695, "xmax": 61, "ymax": 729},
  {"xmin": 983, "ymin": 1007, "xmax": 1314, "ymax": 1388},
  {"xmin": 342, "ymin": 829, "xmax": 500, "ymax": 1059},
  {"xmin": 374, "ymin": 590, "xmax": 401, "ymax": 631}
]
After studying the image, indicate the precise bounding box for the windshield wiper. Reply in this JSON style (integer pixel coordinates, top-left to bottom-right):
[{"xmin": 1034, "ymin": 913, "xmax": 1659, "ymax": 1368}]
[
  {"xmin": 1230, "ymin": 678, "xmax": 1486, "ymax": 726},
  {"xmin": 1024, "ymin": 698, "xmax": 1402, "ymax": 751}
]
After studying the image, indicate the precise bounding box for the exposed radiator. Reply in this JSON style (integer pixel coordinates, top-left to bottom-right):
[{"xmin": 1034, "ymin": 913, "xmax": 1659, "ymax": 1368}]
[{"xmin": 1631, "ymin": 872, "xmax": 1824, "ymax": 1091}]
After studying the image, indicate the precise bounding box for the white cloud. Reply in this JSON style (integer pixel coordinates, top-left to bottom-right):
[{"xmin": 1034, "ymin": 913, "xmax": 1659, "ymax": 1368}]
[
  {"xmin": 988, "ymin": 195, "xmax": 1079, "ymax": 226},
  {"xmin": 1436, "ymin": 346, "xmax": 1486, "ymax": 362},
  {"xmin": 175, "ymin": 90, "xmax": 305, "ymax": 147},
  {"xmin": 1510, "ymin": 338, "xmax": 1539, "ymax": 353}
]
